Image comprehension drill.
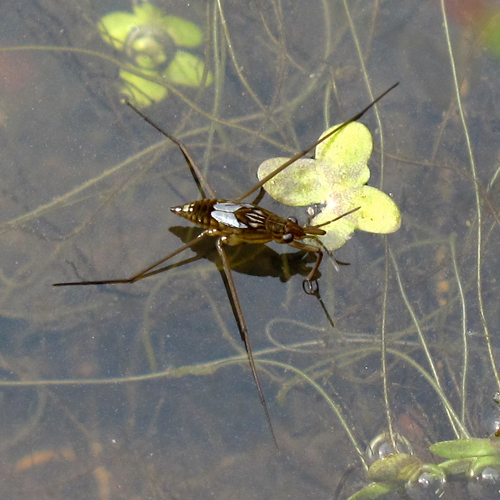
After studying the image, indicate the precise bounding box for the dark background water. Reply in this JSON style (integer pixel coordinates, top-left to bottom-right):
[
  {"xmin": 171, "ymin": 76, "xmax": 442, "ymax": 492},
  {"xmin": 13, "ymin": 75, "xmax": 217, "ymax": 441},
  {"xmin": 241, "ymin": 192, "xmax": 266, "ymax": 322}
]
[{"xmin": 0, "ymin": 0, "xmax": 498, "ymax": 498}]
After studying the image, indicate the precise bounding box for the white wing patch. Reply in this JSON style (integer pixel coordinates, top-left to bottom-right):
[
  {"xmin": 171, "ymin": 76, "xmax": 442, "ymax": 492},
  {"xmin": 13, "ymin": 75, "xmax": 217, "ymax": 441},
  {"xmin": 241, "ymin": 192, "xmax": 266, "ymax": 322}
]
[
  {"xmin": 212, "ymin": 202, "xmax": 267, "ymax": 229},
  {"xmin": 212, "ymin": 210, "xmax": 248, "ymax": 229},
  {"xmin": 213, "ymin": 202, "xmax": 252, "ymax": 212}
]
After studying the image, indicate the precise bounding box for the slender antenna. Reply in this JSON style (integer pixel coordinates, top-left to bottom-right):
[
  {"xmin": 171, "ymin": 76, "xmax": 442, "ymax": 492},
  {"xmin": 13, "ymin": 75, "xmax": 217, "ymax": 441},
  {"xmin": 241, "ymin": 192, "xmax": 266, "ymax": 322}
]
[{"xmin": 236, "ymin": 82, "xmax": 399, "ymax": 202}]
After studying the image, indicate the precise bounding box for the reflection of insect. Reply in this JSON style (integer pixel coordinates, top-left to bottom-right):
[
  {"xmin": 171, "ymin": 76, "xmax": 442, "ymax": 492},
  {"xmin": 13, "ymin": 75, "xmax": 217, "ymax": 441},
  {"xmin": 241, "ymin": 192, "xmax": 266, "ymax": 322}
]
[{"xmin": 53, "ymin": 82, "xmax": 398, "ymax": 449}]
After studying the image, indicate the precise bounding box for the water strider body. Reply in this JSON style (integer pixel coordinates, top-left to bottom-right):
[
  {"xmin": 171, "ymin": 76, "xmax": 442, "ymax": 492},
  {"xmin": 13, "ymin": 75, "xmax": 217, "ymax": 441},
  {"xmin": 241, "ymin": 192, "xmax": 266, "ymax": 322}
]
[
  {"xmin": 170, "ymin": 199, "xmax": 341, "ymax": 282},
  {"xmin": 54, "ymin": 83, "xmax": 399, "ymax": 450},
  {"xmin": 172, "ymin": 199, "xmax": 325, "ymax": 246}
]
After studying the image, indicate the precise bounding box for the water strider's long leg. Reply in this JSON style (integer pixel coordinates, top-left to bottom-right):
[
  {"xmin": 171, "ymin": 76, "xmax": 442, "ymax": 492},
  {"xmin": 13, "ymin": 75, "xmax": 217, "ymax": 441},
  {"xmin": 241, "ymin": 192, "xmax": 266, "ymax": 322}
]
[
  {"xmin": 124, "ymin": 100, "xmax": 215, "ymax": 199},
  {"xmin": 53, "ymin": 231, "xmax": 211, "ymax": 286},
  {"xmin": 215, "ymin": 238, "xmax": 279, "ymax": 450}
]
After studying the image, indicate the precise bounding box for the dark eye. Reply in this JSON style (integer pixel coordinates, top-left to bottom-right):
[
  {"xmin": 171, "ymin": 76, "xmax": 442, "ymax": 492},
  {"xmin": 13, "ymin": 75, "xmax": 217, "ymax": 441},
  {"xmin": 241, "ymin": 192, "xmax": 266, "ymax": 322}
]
[
  {"xmin": 283, "ymin": 232, "xmax": 294, "ymax": 243},
  {"xmin": 287, "ymin": 216, "xmax": 298, "ymax": 224}
]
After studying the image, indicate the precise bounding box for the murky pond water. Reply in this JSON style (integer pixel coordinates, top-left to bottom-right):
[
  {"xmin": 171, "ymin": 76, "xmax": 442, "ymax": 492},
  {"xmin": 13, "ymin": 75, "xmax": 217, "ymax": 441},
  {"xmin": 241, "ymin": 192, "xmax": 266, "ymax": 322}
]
[{"xmin": 0, "ymin": 1, "xmax": 498, "ymax": 499}]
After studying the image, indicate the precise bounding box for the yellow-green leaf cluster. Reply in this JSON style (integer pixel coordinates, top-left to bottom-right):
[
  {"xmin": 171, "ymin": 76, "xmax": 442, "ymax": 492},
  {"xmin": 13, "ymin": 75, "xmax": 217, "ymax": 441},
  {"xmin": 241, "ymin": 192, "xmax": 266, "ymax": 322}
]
[
  {"xmin": 257, "ymin": 122, "xmax": 401, "ymax": 250},
  {"xmin": 98, "ymin": 2, "xmax": 212, "ymax": 106}
]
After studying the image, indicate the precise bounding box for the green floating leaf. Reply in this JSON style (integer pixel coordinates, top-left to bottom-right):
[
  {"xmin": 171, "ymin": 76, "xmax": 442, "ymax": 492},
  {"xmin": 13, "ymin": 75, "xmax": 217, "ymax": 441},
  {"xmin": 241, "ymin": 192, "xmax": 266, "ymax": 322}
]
[
  {"xmin": 98, "ymin": 12, "xmax": 139, "ymax": 50},
  {"xmin": 438, "ymin": 457, "xmax": 474, "ymax": 476},
  {"xmin": 257, "ymin": 122, "xmax": 401, "ymax": 250},
  {"xmin": 162, "ymin": 15, "xmax": 203, "ymax": 48},
  {"xmin": 316, "ymin": 121, "xmax": 372, "ymax": 187},
  {"xmin": 438, "ymin": 454, "xmax": 500, "ymax": 479},
  {"xmin": 430, "ymin": 438, "xmax": 498, "ymax": 460},
  {"xmin": 118, "ymin": 48, "xmax": 213, "ymax": 108},
  {"xmin": 164, "ymin": 51, "xmax": 213, "ymax": 87},
  {"xmin": 258, "ymin": 122, "xmax": 372, "ymax": 206},
  {"xmin": 97, "ymin": 2, "xmax": 212, "ymax": 106},
  {"xmin": 346, "ymin": 481, "xmax": 395, "ymax": 500},
  {"xmin": 257, "ymin": 157, "xmax": 342, "ymax": 206},
  {"xmin": 98, "ymin": 3, "xmax": 203, "ymax": 51},
  {"xmin": 469, "ymin": 455, "xmax": 500, "ymax": 476},
  {"xmin": 119, "ymin": 68, "xmax": 168, "ymax": 107},
  {"xmin": 310, "ymin": 186, "xmax": 400, "ymax": 250},
  {"xmin": 367, "ymin": 454, "xmax": 422, "ymax": 483}
]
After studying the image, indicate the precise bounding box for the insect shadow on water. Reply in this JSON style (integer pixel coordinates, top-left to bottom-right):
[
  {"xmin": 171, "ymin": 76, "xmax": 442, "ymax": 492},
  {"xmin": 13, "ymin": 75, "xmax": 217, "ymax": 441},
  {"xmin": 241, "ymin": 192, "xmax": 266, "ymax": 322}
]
[{"xmin": 53, "ymin": 82, "xmax": 399, "ymax": 450}]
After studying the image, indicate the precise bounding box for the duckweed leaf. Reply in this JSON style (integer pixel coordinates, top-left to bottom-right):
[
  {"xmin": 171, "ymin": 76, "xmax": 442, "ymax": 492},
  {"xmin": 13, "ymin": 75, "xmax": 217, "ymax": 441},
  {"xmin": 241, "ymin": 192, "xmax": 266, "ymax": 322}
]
[
  {"xmin": 346, "ymin": 481, "xmax": 394, "ymax": 500},
  {"xmin": 119, "ymin": 68, "xmax": 168, "ymax": 107},
  {"xmin": 97, "ymin": 2, "xmax": 212, "ymax": 106},
  {"xmin": 257, "ymin": 122, "xmax": 401, "ymax": 250},
  {"xmin": 257, "ymin": 157, "xmax": 343, "ymax": 206},
  {"xmin": 316, "ymin": 121, "xmax": 372, "ymax": 187},
  {"xmin": 164, "ymin": 51, "xmax": 213, "ymax": 87},
  {"xmin": 98, "ymin": 3, "xmax": 203, "ymax": 50}
]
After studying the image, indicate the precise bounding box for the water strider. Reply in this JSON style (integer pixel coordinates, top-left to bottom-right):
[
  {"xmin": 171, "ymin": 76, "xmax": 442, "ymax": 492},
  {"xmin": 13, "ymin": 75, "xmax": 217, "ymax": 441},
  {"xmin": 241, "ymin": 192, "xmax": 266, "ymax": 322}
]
[{"xmin": 53, "ymin": 82, "xmax": 399, "ymax": 449}]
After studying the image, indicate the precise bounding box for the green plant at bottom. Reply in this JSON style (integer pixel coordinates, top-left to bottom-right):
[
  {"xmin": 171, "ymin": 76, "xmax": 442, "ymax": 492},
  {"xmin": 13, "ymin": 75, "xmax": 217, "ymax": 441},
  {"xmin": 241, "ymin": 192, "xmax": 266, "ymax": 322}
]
[{"xmin": 349, "ymin": 433, "xmax": 500, "ymax": 499}]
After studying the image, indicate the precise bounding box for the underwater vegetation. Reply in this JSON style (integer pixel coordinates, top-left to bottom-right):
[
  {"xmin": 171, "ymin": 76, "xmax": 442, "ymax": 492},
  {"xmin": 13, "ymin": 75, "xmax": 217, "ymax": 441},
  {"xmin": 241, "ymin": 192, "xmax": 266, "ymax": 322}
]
[{"xmin": 0, "ymin": 0, "xmax": 498, "ymax": 499}]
